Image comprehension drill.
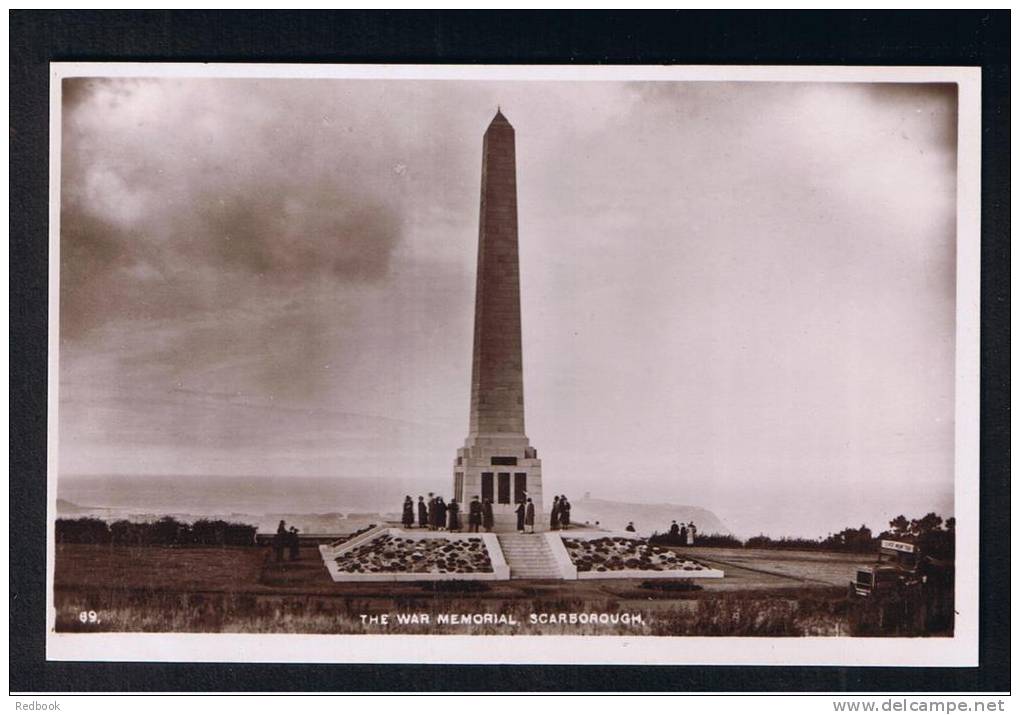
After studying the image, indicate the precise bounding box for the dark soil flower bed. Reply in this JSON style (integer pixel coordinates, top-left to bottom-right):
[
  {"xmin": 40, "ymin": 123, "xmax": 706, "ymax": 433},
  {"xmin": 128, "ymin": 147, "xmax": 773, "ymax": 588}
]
[
  {"xmin": 562, "ymin": 536, "xmax": 708, "ymax": 573},
  {"xmin": 334, "ymin": 535, "xmax": 493, "ymax": 574}
]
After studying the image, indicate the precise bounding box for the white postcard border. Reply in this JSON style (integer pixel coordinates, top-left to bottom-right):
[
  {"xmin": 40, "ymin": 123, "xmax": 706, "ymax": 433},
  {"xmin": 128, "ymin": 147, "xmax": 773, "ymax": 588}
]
[{"xmin": 45, "ymin": 62, "xmax": 982, "ymax": 666}]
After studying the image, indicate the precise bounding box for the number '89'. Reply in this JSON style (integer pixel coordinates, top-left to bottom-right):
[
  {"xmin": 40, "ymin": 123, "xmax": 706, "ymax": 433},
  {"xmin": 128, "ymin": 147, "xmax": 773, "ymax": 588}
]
[{"xmin": 78, "ymin": 610, "xmax": 100, "ymax": 624}]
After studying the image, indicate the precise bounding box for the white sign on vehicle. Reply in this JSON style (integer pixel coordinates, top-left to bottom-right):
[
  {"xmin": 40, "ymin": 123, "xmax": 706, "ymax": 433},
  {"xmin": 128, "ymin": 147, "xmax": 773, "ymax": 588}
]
[{"xmin": 881, "ymin": 539, "xmax": 915, "ymax": 553}]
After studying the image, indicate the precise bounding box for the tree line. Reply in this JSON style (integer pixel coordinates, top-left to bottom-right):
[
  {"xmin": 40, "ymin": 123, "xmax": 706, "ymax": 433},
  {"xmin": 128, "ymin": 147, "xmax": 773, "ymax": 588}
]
[
  {"xmin": 55, "ymin": 516, "xmax": 258, "ymax": 546},
  {"xmin": 652, "ymin": 512, "xmax": 955, "ymax": 559}
]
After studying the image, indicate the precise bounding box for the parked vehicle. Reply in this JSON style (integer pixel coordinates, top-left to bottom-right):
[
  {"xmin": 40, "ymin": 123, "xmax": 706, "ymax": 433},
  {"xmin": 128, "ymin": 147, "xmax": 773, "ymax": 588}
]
[{"xmin": 851, "ymin": 539, "xmax": 922, "ymax": 598}]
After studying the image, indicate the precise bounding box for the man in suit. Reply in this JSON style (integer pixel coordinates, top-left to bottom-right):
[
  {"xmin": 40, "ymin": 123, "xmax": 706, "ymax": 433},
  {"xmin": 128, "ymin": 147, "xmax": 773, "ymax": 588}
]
[{"xmin": 468, "ymin": 496, "xmax": 483, "ymax": 533}]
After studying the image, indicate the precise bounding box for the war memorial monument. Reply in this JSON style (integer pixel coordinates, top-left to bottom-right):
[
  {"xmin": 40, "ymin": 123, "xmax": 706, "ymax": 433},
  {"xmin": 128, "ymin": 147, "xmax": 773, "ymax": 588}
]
[
  {"xmin": 452, "ymin": 109, "xmax": 544, "ymax": 533},
  {"xmin": 319, "ymin": 111, "xmax": 721, "ymax": 583}
]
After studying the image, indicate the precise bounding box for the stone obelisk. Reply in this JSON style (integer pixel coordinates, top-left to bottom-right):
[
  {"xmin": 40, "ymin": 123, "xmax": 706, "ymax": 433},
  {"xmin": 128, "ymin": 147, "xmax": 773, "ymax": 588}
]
[{"xmin": 453, "ymin": 109, "xmax": 543, "ymax": 531}]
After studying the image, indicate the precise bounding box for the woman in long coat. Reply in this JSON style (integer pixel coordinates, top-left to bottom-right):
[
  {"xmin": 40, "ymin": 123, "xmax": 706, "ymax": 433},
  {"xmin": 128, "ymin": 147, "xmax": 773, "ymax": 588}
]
[
  {"xmin": 447, "ymin": 499, "xmax": 460, "ymax": 532},
  {"xmin": 515, "ymin": 500, "xmax": 526, "ymax": 532},
  {"xmin": 435, "ymin": 497, "xmax": 447, "ymax": 531},
  {"xmin": 417, "ymin": 496, "xmax": 428, "ymax": 529},
  {"xmin": 559, "ymin": 496, "xmax": 571, "ymax": 529},
  {"xmin": 550, "ymin": 495, "xmax": 561, "ymax": 530},
  {"xmin": 525, "ymin": 498, "xmax": 536, "ymax": 534},
  {"xmin": 429, "ymin": 494, "xmax": 440, "ymax": 530},
  {"xmin": 401, "ymin": 496, "xmax": 414, "ymax": 528},
  {"xmin": 482, "ymin": 498, "xmax": 494, "ymax": 532}
]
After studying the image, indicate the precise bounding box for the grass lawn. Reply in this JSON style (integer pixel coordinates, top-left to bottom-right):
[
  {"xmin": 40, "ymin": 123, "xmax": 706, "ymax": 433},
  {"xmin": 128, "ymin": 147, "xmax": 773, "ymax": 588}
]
[{"xmin": 52, "ymin": 544, "xmax": 945, "ymax": 636}]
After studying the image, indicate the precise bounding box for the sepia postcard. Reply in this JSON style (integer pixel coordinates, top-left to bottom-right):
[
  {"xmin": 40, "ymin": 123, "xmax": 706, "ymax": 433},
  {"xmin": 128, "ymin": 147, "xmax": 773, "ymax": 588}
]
[{"xmin": 46, "ymin": 62, "xmax": 981, "ymax": 666}]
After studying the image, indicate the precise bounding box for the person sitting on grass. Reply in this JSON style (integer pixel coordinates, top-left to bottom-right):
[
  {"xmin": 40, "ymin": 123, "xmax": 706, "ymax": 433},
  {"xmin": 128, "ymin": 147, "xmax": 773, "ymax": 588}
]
[{"xmin": 625, "ymin": 521, "xmax": 636, "ymax": 532}]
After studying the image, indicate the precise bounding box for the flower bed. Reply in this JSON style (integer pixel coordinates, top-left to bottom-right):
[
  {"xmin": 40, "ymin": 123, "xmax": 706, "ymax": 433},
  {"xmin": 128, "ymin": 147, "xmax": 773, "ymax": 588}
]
[
  {"xmin": 562, "ymin": 536, "xmax": 710, "ymax": 574},
  {"xmin": 333, "ymin": 534, "xmax": 493, "ymax": 574}
]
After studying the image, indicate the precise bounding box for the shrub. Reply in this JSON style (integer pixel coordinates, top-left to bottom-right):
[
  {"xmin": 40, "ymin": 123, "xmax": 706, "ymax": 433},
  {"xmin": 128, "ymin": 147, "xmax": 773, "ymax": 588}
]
[
  {"xmin": 57, "ymin": 516, "xmax": 257, "ymax": 547},
  {"xmin": 56, "ymin": 518, "xmax": 111, "ymax": 544},
  {"xmin": 420, "ymin": 580, "xmax": 491, "ymax": 593},
  {"xmin": 639, "ymin": 579, "xmax": 703, "ymax": 592}
]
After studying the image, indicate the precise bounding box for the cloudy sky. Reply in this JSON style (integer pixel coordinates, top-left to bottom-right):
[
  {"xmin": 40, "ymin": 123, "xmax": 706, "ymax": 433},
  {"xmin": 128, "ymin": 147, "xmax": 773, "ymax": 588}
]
[{"xmin": 58, "ymin": 76, "xmax": 957, "ymax": 537}]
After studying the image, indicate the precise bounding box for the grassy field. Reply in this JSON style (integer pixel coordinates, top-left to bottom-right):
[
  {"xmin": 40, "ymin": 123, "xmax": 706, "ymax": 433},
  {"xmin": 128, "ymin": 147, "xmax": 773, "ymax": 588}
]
[
  {"xmin": 52, "ymin": 543, "xmax": 944, "ymax": 637},
  {"xmin": 678, "ymin": 546, "xmax": 876, "ymax": 590}
]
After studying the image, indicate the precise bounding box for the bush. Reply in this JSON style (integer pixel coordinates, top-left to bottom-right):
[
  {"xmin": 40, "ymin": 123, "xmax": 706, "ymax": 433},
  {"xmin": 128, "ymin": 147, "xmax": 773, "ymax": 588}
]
[
  {"xmin": 639, "ymin": 579, "xmax": 703, "ymax": 592},
  {"xmin": 649, "ymin": 531, "xmax": 743, "ymax": 548},
  {"xmin": 419, "ymin": 580, "xmax": 491, "ymax": 593},
  {"xmin": 57, "ymin": 516, "xmax": 257, "ymax": 546},
  {"xmin": 56, "ymin": 518, "xmax": 111, "ymax": 544}
]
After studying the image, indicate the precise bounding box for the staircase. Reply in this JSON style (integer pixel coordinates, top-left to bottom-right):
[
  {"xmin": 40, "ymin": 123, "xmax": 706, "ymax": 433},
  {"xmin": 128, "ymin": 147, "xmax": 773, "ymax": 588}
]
[{"xmin": 497, "ymin": 533, "xmax": 562, "ymax": 580}]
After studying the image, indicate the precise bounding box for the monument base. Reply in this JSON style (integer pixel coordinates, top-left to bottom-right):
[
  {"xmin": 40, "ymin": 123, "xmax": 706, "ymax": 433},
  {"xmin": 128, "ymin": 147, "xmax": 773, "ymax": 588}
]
[{"xmin": 453, "ymin": 433, "xmax": 544, "ymax": 525}]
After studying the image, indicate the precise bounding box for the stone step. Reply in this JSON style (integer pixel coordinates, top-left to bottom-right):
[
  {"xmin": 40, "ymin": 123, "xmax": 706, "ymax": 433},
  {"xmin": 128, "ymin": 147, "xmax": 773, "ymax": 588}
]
[
  {"xmin": 509, "ymin": 562, "xmax": 557, "ymax": 568},
  {"xmin": 497, "ymin": 533, "xmax": 564, "ymax": 580},
  {"xmin": 503, "ymin": 551, "xmax": 555, "ymax": 558}
]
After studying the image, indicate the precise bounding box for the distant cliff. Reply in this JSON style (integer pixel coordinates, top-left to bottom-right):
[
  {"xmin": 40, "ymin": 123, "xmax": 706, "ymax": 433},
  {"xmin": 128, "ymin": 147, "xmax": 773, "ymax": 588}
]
[{"xmin": 568, "ymin": 497, "xmax": 728, "ymax": 535}]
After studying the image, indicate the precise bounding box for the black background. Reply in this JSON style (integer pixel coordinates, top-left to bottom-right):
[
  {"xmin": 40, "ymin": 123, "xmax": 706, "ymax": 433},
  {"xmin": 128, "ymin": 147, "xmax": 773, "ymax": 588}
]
[{"xmin": 10, "ymin": 10, "xmax": 1010, "ymax": 693}]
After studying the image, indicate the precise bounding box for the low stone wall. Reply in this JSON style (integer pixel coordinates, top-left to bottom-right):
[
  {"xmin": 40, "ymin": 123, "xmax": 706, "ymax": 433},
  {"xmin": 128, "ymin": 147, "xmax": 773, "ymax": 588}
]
[
  {"xmin": 543, "ymin": 531, "xmax": 578, "ymax": 579},
  {"xmin": 322, "ymin": 528, "xmax": 510, "ymax": 582}
]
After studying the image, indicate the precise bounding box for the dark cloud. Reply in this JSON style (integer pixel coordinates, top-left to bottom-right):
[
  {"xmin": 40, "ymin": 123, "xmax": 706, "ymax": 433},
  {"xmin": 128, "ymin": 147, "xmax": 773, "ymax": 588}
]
[{"xmin": 60, "ymin": 78, "xmax": 407, "ymax": 338}]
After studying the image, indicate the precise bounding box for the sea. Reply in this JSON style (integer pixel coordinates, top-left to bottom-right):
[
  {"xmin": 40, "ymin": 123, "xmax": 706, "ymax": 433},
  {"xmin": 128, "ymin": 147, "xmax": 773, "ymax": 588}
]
[{"xmin": 56, "ymin": 474, "xmax": 416, "ymax": 534}]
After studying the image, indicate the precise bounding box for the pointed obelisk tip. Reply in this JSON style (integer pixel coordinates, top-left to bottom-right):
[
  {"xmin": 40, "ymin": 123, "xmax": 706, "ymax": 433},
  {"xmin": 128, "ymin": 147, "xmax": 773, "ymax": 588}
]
[{"xmin": 490, "ymin": 106, "xmax": 510, "ymax": 127}]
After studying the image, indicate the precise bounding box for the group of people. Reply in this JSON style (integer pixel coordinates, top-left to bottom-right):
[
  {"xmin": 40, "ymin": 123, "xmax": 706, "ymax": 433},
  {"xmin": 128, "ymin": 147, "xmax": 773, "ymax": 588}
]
[
  {"xmin": 669, "ymin": 520, "xmax": 698, "ymax": 545},
  {"xmin": 402, "ymin": 493, "xmax": 496, "ymax": 532},
  {"xmin": 400, "ymin": 492, "xmax": 574, "ymax": 534},
  {"xmin": 273, "ymin": 520, "xmax": 301, "ymax": 561},
  {"xmin": 548, "ymin": 495, "xmax": 572, "ymax": 531}
]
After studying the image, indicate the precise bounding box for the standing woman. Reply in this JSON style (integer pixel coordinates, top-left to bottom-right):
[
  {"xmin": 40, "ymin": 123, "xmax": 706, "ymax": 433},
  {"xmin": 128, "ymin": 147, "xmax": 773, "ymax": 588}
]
[
  {"xmin": 427, "ymin": 493, "xmax": 438, "ymax": 530},
  {"xmin": 550, "ymin": 495, "xmax": 561, "ymax": 531},
  {"xmin": 402, "ymin": 496, "xmax": 414, "ymax": 528},
  {"xmin": 273, "ymin": 520, "xmax": 287, "ymax": 562},
  {"xmin": 482, "ymin": 498, "xmax": 494, "ymax": 532},
  {"xmin": 417, "ymin": 496, "xmax": 428, "ymax": 529},
  {"xmin": 525, "ymin": 498, "xmax": 535, "ymax": 534},
  {"xmin": 560, "ymin": 495, "xmax": 571, "ymax": 530},
  {"xmin": 447, "ymin": 499, "xmax": 460, "ymax": 532},
  {"xmin": 435, "ymin": 497, "xmax": 447, "ymax": 532},
  {"xmin": 515, "ymin": 499, "xmax": 526, "ymax": 533}
]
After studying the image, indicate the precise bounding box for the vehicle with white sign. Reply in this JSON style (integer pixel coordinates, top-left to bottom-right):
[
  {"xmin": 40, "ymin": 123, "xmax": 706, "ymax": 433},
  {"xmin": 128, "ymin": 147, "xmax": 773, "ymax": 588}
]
[{"xmin": 850, "ymin": 539, "xmax": 922, "ymax": 598}]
